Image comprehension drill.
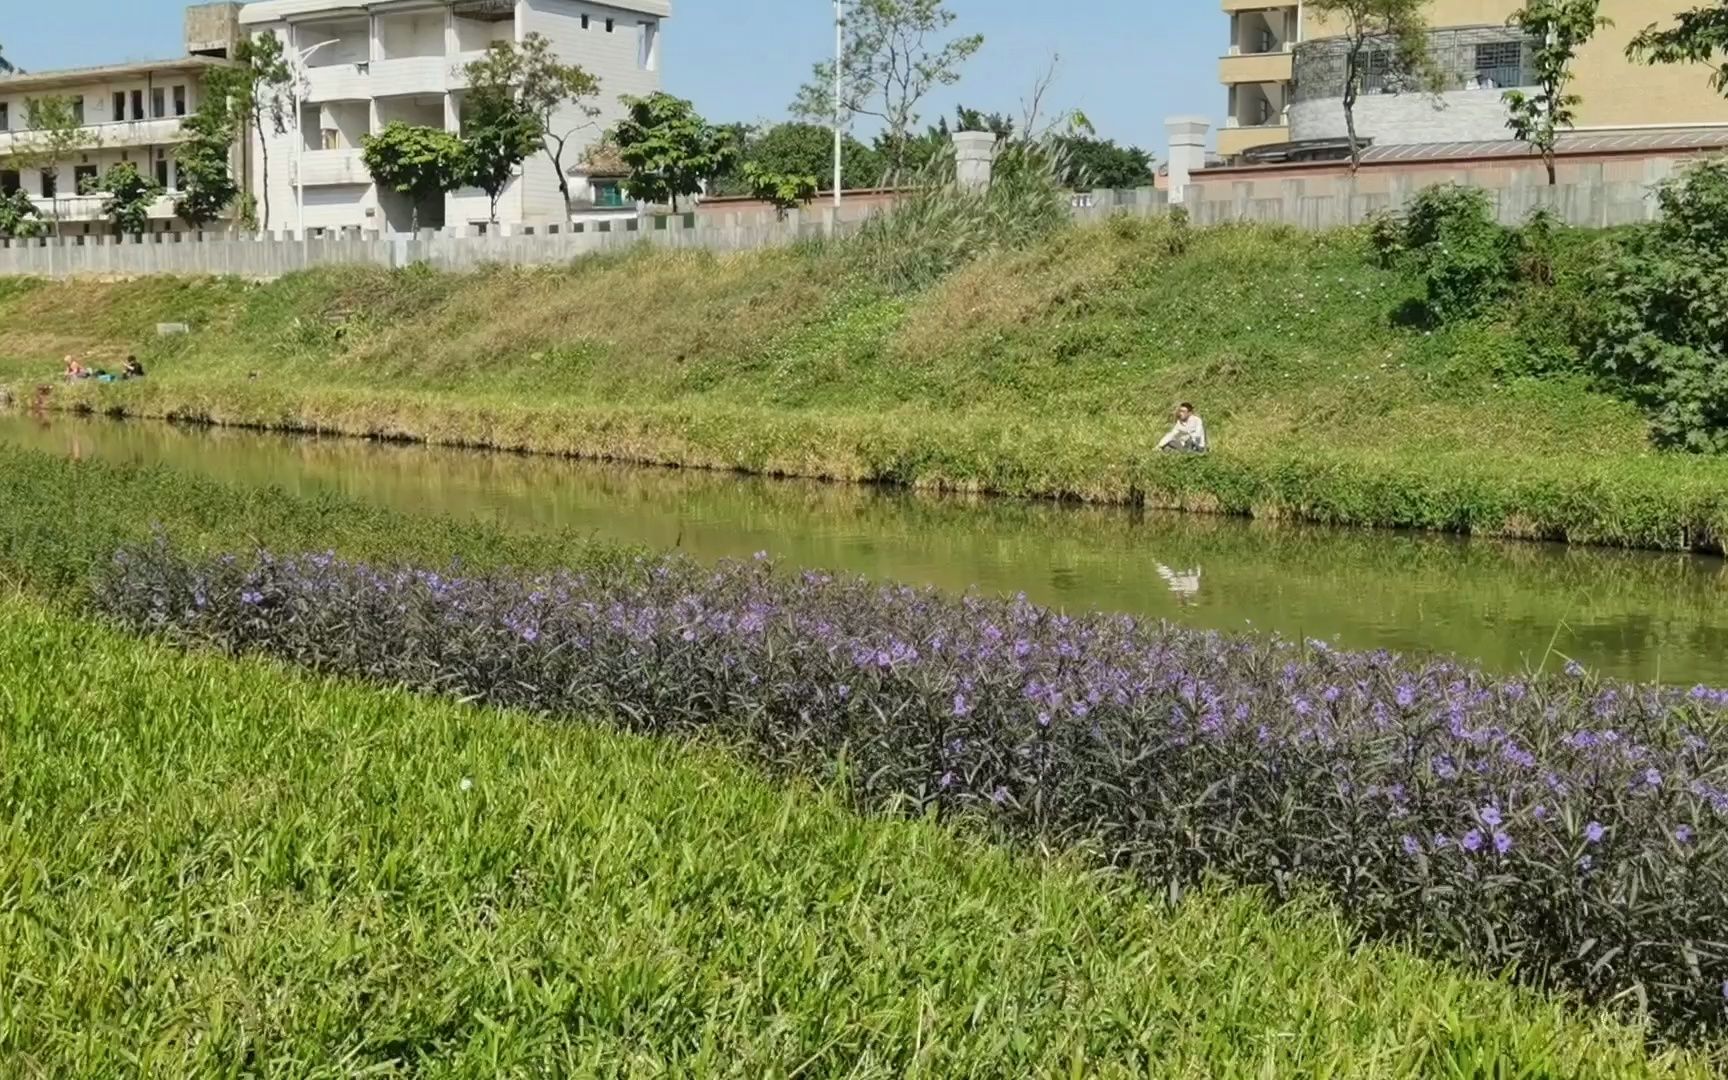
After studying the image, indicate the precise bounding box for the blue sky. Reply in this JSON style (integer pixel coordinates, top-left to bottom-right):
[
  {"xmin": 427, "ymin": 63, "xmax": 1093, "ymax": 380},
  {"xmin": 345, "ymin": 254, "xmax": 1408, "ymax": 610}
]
[{"xmin": 1, "ymin": 1, "xmax": 1222, "ymax": 156}]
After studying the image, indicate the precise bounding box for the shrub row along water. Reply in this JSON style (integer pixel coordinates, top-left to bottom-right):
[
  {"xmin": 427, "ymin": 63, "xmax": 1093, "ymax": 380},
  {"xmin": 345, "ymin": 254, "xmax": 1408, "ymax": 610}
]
[{"xmin": 102, "ymin": 538, "xmax": 1728, "ymax": 1039}]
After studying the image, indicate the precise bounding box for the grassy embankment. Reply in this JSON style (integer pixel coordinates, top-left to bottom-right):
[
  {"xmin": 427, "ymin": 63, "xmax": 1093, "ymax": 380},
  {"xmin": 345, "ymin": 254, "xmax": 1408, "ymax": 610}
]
[
  {"xmin": 2, "ymin": 219, "xmax": 1726, "ymax": 550},
  {"xmin": 0, "ymin": 442, "xmax": 1716, "ymax": 1072}
]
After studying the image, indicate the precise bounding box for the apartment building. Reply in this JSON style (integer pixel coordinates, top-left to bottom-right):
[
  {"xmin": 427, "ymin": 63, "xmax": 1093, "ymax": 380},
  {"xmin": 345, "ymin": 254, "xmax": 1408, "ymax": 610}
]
[
  {"xmin": 1219, "ymin": 0, "xmax": 1728, "ymax": 160},
  {"xmin": 0, "ymin": 39, "xmax": 234, "ymax": 235},
  {"xmin": 239, "ymin": 0, "xmax": 669, "ymax": 235}
]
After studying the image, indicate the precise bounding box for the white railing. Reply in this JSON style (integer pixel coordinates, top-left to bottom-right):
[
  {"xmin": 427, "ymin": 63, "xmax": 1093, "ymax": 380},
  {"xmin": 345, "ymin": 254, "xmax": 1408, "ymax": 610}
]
[
  {"xmin": 296, "ymin": 148, "xmax": 369, "ymax": 187},
  {"xmin": 28, "ymin": 193, "xmax": 178, "ymax": 223},
  {"xmin": 0, "ymin": 116, "xmax": 191, "ymax": 155},
  {"xmin": 303, "ymin": 62, "xmax": 372, "ymax": 103},
  {"xmin": 371, "ymin": 55, "xmax": 451, "ymax": 97}
]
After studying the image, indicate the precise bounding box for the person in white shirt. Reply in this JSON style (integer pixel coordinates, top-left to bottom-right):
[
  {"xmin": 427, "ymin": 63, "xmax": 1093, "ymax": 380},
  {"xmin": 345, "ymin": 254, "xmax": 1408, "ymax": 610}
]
[{"xmin": 1158, "ymin": 402, "xmax": 1208, "ymax": 453}]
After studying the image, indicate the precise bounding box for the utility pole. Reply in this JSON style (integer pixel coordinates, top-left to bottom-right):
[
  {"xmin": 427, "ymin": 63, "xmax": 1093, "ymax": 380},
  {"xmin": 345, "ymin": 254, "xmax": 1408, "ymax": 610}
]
[{"xmin": 832, "ymin": 0, "xmax": 843, "ymax": 208}]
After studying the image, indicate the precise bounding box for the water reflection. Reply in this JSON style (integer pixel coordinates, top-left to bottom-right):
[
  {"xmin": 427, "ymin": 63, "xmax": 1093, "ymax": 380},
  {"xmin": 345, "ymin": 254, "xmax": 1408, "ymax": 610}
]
[
  {"xmin": 1155, "ymin": 564, "xmax": 1203, "ymax": 605},
  {"xmin": 3, "ymin": 412, "xmax": 1726, "ymax": 683}
]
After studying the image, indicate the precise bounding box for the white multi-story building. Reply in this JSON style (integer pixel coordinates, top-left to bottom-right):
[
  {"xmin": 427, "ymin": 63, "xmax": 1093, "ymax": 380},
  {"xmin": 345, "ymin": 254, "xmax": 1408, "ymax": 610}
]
[
  {"xmin": 239, "ymin": 0, "xmax": 669, "ymax": 235},
  {"xmin": 0, "ymin": 57, "xmax": 234, "ymax": 235}
]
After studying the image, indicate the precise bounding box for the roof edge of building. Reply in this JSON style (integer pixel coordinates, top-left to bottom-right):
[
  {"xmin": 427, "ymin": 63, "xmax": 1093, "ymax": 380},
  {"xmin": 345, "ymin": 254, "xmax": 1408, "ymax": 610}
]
[
  {"xmin": 240, "ymin": 0, "xmax": 672, "ymax": 25},
  {"xmin": 0, "ymin": 57, "xmax": 234, "ymax": 92}
]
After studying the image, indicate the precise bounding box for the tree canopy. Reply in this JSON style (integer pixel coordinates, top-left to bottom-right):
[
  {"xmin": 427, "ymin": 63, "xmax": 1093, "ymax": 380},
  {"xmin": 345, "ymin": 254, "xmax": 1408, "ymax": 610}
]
[
  {"xmin": 1628, "ymin": 2, "xmax": 1728, "ymax": 96},
  {"xmin": 610, "ymin": 92, "xmax": 734, "ymax": 212}
]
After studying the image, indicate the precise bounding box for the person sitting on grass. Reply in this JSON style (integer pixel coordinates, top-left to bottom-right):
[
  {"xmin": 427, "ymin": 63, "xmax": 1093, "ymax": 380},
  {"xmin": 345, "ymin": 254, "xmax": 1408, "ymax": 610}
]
[
  {"xmin": 1157, "ymin": 402, "xmax": 1208, "ymax": 454},
  {"xmin": 122, "ymin": 356, "xmax": 146, "ymax": 379},
  {"xmin": 63, "ymin": 355, "xmax": 88, "ymax": 382}
]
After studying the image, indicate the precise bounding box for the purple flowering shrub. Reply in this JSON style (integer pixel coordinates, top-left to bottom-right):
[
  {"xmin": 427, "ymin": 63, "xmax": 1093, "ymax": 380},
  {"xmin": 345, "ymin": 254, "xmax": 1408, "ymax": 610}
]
[{"xmin": 100, "ymin": 540, "xmax": 1728, "ymax": 1036}]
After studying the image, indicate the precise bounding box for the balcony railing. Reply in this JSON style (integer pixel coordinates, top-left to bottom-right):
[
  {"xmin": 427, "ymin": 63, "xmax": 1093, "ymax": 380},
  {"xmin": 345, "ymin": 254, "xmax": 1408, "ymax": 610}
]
[
  {"xmin": 371, "ymin": 55, "xmax": 453, "ymax": 97},
  {"xmin": 27, "ymin": 193, "xmax": 178, "ymax": 223},
  {"xmin": 295, "ymin": 148, "xmax": 369, "ymax": 187},
  {"xmin": 303, "ymin": 62, "xmax": 373, "ymax": 103},
  {"xmin": 0, "ymin": 116, "xmax": 192, "ymax": 155}
]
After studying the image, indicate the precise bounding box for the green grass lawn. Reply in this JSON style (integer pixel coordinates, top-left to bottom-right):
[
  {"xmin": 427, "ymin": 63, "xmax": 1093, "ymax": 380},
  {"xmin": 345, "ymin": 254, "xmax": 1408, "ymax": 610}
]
[
  {"xmin": 0, "ymin": 592, "xmax": 1711, "ymax": 1077},
  {"xmin": 3, "ymin": 222, "xmax": 1727, "ymax": 548}
]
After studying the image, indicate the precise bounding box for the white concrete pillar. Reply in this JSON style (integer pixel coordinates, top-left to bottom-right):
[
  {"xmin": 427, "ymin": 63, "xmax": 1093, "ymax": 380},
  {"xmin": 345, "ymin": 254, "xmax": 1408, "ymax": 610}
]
[
  {"xmin": 1165, "ymin": 116, "xmax": 1211, "ymax": 205},
  {"xmin": 951, "ymin": 131, "xmax": 997, "ymax": 192}
]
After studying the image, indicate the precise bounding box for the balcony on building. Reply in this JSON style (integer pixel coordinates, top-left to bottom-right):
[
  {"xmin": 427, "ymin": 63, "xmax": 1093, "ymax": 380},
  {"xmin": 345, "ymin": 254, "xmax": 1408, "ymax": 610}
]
[
  {"xmin": 1219, "ymin": 80, "xmax": 1289, "ymax": 158},
  {"xmin": 296, "ymin": 99, "xmax": 371, "ymax": 186},
  {"xmin": 450, "ymin": 0, "xmax": 517, "ymax": 87},
  {"xmin": 298, "ymin": 19, "xmax": 372, "ymax": 103}
]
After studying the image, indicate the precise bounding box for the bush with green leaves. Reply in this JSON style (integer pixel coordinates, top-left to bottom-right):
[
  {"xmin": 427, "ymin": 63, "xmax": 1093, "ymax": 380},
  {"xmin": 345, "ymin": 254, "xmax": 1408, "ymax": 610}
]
[
  {"xmin": 1583, "ymin": 160, "xmax": 1728, "ymax": 453},
  {"xmin": 1395, "ymin": 185, "xmax": 1518, "ymax": 323},
  {"xmin": 0, "ymin": 186, "xmax": 45, "ymax": 239}
]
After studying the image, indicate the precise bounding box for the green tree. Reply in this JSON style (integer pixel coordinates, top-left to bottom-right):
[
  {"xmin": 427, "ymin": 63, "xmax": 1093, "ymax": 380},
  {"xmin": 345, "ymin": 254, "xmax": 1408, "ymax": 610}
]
[
  {"xmin": 83, "ymin": 161, "xmax": 164, "ymax": 237},
  {"xmin": 734, "ymin": 122, "xmax": 883, "ymax": 195},
  {"xmin": 1054, "ymin": 136, "xmax": 1154, "ymax": 191},
  {"xmin": 0, "ymin": 40, "xmax": 15, "ymax": 73},
  {"xmin": 464, "ymin": 33, "xmax": 601, "ymax": 220},
  {"xmin": 610, "ymin": 92, "xmax": 734, "ymax": 212},
  {"xmin": 1504, "ymin": 0, "xmax": 1611, "ymax": 185},
  {"xmin": 361, "ymin": 122, "xmax": 469, "ymax": 232},
  {"xmin": 1306, "ymin": 0, "xmax": 1437, "ymax": 172},
  {"xmin": 232, "ymin": 33, "xmax": 291, "ymax": 230},
  {"xmin": 0, "ymin": 188, "xmax": 44, "ymax": 239},
  {"xmin": 793, "ymin": 0, "xmax": 984, "ymax": 184},
  {"xmin": 12, "ymin": 97, "xmax": 91, "ymax": 237},
  {"xmin": 740, "ymin": 161, "xmax": 819, "ymax": 218},
  {"xmin": 1627, "ymin": 2, "xmax": 1728, "ymax": 96},
  {"xmin": 174, "ymin": 68, "xmax": 245, "ymax": 229},
  {"xmin": 462, "ymin": 43, "xmax": 547, "ymax": 223}
]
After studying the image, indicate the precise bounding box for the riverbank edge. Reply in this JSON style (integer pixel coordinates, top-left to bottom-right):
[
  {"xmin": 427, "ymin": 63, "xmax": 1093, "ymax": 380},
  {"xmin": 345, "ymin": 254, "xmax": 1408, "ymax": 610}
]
[{"xmin": 13, "ymin": 382, "xmax": 1728, "ymax": 554}]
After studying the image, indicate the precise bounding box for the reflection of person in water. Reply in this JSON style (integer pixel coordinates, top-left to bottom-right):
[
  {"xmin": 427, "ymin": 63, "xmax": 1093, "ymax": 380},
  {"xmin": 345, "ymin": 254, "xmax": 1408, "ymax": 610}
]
[{"xmin": 1156, "ymin": 563, "xmax": 1202, "ymax": 604}]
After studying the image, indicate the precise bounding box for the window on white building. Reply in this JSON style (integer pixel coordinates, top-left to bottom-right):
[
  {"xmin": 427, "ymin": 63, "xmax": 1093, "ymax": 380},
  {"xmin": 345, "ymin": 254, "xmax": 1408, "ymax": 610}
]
[
  {"xmin": 130, "ymin": 90, "xmax": 144, "ymax": 121},
  {"xmin": 73, "ymin": 164, "xmax": 98, "ymax": 194},
  {"xmin": 113, "ymin": 91, "xmax": 127, "ymax": 121},
  {"xmin": 70, "ymin": 96, "xmax": 84, "ymax": 124},
  {"xmin": 0, "ymin": 103, "xmax": 8, "ymax": 131},
  {"xmin": 152, "ymin": 88, "xmax": 166, "ymax": 119},
  {"xmin": 638, "ymin": 21, "xmax": 658, "ymax": 70},
  {"xmin": 605, "ymin": 17, "xmax": 614, "ymax": 32},
  {"xmin": 154, "ymin": 157, "xmax": 171, "ymax": 190},
  {"xmin": 173, "ymin": 85, "xmax": 188, "ymax": 116},
  {"xmin": 0, "ymin": 169, "xmax": 20, "ymax": 194}
]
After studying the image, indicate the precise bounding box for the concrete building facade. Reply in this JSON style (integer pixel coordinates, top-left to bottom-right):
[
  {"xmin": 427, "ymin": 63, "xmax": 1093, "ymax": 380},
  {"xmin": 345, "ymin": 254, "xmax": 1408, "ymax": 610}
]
[
  {"xmin": 238, "ymin": 0, "xmax": 669, "ymax": 236},
  {"xmin": 1219, "ymin": 0, "xmax": 1728, "ymax": 160},
  {"xmin": 0, "ymin": 53, "xmax": 236, "ymax": 235}
]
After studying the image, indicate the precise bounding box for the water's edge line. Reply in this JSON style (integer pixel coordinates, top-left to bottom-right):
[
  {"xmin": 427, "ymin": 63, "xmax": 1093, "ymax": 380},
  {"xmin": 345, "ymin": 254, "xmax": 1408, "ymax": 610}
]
[{"xmin": 11, "ymin": 397, "xmax": 1725, "ymax": 557}]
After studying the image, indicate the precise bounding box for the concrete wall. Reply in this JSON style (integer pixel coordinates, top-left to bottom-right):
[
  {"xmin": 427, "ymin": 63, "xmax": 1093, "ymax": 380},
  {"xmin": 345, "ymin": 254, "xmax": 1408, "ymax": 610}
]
[
  {"xmin": 1183, "ymin": 157, "xmax": 1683, "ymax": 229},
  {"xmin": 4, "ymin": 158, "xmax": 1707, "ymax": 280},
  {"xmin": 1290, "ymin": 87, "xmax": 1515, "ymax": 145}
]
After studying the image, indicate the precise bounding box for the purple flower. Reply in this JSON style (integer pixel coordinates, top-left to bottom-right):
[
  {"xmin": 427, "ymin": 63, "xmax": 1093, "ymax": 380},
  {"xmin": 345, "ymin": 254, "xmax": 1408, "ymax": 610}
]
[
  {"xmin": 1676, "ymin": 825, "xmax": 1694, "ymax": 844},
  {"xmin": 1400, "ymin": 835, "xmax": 1421, "ymax": 856},
  {"xmin": 1395, "ymin": 683, "xmax": 1417, "ymax": 708},
  {"xmin": 1585, "ymin": 822, "xmax": 1606, "ymax": 844},
  {"xmin": 240, "ymin": 590, "xmax": 263, "ymax": 605},
  {"xmin": 1478, "ymin": 805, "xmax": 1502, "ymax": 828},
  {"xmin": 1532, "ymin": 804, "xmax": 1549, "ymax": 822},
  {"xmin": 952, "ymin": 693, "xmax": 972, "ymax": 718},
  {"xmin": 990, "ymin": 786, "xmax": 1009, "ymax": 806},
  {"xmin": 1643, "ymin": 767, "xmax": 1663, "ymax": 788},
  {"xmin": 1462, "ymin": 830, "xmax": 1484, "ymax": 853},
  {"xmin": 938, "ymin": 771, "xmax": 955, "ymax": 790},
  {"xmin": 1493, "ymin": 831, "xmax": 1512, "ymax": 855}
]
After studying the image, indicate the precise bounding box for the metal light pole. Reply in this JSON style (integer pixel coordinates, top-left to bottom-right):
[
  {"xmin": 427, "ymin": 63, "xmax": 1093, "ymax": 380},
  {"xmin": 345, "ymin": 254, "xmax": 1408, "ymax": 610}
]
[
  {"xmin": 832, "ymin": 0, "xmax": 844, "ymax": 209},
  {"xmin": 290, "ymin": 38, "xmax": 340, "ymax": 250}
]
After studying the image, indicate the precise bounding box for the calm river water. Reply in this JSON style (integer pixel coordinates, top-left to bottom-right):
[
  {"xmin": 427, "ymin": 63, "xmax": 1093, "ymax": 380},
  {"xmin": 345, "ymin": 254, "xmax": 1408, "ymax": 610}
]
[{"xmin": 7, "ymin": 413, "xmax": 1727, "ymax": 684}]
